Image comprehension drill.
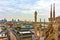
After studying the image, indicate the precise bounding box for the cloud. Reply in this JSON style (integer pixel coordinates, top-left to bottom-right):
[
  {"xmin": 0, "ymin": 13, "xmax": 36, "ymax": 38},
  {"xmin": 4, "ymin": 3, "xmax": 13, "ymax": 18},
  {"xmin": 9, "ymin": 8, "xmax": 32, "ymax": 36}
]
[{"xmin": 0, "ymin": 0, "xmax": 60, "ymax": 21}]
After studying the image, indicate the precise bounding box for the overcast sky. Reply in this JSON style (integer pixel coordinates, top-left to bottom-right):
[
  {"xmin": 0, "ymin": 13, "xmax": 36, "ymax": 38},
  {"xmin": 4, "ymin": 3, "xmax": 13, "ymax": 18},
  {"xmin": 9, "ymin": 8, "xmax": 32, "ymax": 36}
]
[{"xmin": 0, "ymin": 0, "xmax": 60, "ymax": 21}]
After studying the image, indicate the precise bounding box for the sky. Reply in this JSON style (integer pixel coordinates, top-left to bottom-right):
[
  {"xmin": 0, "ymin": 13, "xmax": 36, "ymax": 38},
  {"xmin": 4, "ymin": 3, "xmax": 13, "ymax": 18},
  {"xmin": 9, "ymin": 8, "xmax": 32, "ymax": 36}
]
[{"xmin": 0, "ymin": 0, "xmax": 60, "ymax": 21}]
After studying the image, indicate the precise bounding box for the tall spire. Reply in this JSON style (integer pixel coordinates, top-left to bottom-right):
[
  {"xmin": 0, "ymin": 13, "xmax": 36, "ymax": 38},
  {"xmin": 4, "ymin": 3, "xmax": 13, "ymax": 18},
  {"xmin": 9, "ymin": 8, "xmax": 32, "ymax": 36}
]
[
  {"xmin": 50, "ymin": 4, "xmax": 52, "ymax": 21},
  {"xmin": 34, "ymin": 11, "xmax": 38, "ymax": 40},
  {"xmin": 50, "ymin": 4, "xmax": 52, "ymax": 18},
  {"xmin": 44, "ymin": 19, "xmax": 45, "ymax": 27},
  {"xmin": 40, "ymin": 18, "xmax": 42, "ymax": 28},
  {"xmin": 34, "ymin": 11, "xmax": 37, "ymax": 22},
  {"xmin": 53, "ymin": 3, "xmax": 55, "ymax": 20},
  {"xmin": 40, "ymin": 18, "xmax": 41, "ymax": 24}
]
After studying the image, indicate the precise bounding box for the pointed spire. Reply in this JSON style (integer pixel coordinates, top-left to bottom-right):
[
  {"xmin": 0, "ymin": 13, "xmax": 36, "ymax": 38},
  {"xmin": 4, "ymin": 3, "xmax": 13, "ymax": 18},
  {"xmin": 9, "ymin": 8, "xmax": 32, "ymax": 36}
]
[
  {"xmin": 40, "ymin": 18, "xmax": 41, "ymax": 23},
  {"xmin": 53, "ymin": 3, "xmax": 55, "ymax": 20},
  {"xmin": 34, "ymin": 11, "xmax": 37, "ymax": 22},
  {"xmin": 50, "ymin": 4, "xmax": 52, "ymax": 19},
  {"xmin": 34, "ymin": 11, "xmax": 38, "ymax": 40},
  {"xmin": 40, "ymin": 18, "xmax": 42, "ymax": 28},
  {"xmin": 44, "ymin": 19, "xmax": 45, "ymax": 27}
]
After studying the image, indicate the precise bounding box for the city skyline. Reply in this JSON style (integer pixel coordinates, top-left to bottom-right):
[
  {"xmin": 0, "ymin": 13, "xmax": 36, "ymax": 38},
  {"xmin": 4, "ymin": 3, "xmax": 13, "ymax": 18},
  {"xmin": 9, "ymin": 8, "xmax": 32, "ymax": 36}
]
[{"xmin": 0, "ymin": 0, "xmax": 60, "ymax": 21}]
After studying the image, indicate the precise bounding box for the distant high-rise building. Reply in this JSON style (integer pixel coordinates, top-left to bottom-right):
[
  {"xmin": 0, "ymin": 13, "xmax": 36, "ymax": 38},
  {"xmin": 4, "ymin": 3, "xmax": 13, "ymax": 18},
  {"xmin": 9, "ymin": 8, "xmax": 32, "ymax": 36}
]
[
  {"xmin": 17, "ymin": 19, "xmax": 20, "ymax": 22},
  {"xmin": 1, "ymin": 18, "xmax": 7, "ymax": 22},
  {"xmin": 11, "ymin": 19, "xmax": 16, "ymax": 22}
]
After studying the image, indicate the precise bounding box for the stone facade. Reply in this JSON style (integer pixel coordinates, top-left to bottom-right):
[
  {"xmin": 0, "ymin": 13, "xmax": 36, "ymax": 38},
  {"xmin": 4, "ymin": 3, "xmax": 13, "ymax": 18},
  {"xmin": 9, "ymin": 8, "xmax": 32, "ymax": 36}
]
[{"xmin": 45, "ymin": 3, "xmax": 60, "ymax": 40}]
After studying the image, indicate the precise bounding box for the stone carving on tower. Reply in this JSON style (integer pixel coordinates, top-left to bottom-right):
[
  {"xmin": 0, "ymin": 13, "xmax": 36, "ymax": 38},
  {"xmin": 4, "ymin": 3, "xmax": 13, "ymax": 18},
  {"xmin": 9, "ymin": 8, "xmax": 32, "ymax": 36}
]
[
  {"xmin": 33, "ymin": 2, "xmax": 60, "ymax": 40},
  {"xmin": 34, "ymin": 11, "xmax": 38, "ymax": 40},
  {"xmin": 45, "ymin": 3, "xmax": 56, "ymax": 40}
]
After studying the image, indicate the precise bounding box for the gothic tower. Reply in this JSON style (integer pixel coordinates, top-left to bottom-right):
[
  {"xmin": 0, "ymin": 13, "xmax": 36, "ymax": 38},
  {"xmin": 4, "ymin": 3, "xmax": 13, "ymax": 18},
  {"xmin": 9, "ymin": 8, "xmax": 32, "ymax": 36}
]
[
  {"xmin": 45, "ymin": 3, "xmax": 56, "ymax": 40},
  {"xmin": 34, "ymin": 11, "xmax": 38, "ymax": 40}
]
